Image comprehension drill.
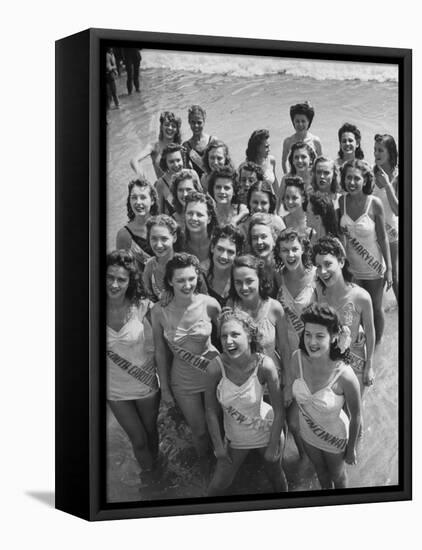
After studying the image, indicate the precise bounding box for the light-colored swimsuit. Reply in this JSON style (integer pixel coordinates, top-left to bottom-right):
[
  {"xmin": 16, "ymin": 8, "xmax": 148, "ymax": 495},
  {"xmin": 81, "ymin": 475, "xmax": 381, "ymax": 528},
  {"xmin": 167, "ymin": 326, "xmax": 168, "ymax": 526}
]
[{"xmin": 372, "ymin": 182, "xmax": 398, "ymax": 243}]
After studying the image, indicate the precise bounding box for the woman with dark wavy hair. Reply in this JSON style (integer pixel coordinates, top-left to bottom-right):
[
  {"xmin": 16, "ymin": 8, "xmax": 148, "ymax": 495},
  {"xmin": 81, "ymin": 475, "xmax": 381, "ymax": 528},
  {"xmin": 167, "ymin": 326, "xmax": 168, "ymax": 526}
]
[
  {"xmin": 106, "ymin": 250, "xmax": 160, "ymax": 480},
  {"xmin": 336, "ymin": 122, "xmax": 364, "ymax": 168},
  {"xmin": 155, "ymin": 143, "xmax": 189, "ymax": 214},
  {"xmin": 291, "ymin": 302, "xmax": 361, "ymax": 489},
  {"xmin": 200, "ymin": 139, "xmax": 233, "ymax": 193},
  {"xmin": 245, "ymin": 129, "xmax": 279, "ymax": 194},
  {"xmin": 307, "ymin": 191, "xmax": 340, "ymax": 244},
  {"xmin": 207, "ymin": 166, "xmax": 248, "ymax": 226}
]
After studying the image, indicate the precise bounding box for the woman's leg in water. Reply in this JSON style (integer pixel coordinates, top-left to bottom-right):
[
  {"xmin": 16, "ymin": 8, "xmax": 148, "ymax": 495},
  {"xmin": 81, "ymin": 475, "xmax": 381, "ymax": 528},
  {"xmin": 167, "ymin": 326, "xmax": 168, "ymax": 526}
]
[
  {"xmin": 258, "ymin": 439, "xmax": 289, "ymax": 492},
  {"xmin": 208, "ymin": 448, "xmax": 249, "ymax": 496},
  {"xmin": 390, "ymin": 241, "xmax": 399, "ymax": 302},
  {"xmin": 135, "ymin": 390, "xmax": 161, "ymax": 462},
  {"xmin": 324, "ymin": 450, "xmax": 347, "ymax": 488},
  {"xmin": 302, "ymin": 440, "xmax": 333, "ymax": 489},
  {"xmin": 172, "ymin": 390, "xmax": 210, "ymax": 458},
  {"xmin": 356, "ymin": 278, "xmax": 385, "ymax": 344},
  {"xmin": 287, "ymin": 401, "xmax": 307, "ymax": 459}
]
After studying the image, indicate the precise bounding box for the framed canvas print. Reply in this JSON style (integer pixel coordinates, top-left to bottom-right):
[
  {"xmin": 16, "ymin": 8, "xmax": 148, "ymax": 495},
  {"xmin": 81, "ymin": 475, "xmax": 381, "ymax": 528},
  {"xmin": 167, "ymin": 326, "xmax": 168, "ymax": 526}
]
[{"xmin": 55, "ymin": 28, "xmax": 412, "ymax": 521}]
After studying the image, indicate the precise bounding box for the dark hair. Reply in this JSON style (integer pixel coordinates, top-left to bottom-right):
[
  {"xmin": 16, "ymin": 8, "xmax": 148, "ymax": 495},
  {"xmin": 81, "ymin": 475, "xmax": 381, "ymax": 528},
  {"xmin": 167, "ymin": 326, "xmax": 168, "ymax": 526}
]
[
  {"xmin": 247, "ymin": 180, "xmax": 277, "ymax": 214},
  {"xmin": 374, "ymin": 134, "xmax": 398, "ymax": 170},
  {"xmin": 283, "ymin": 176, "xmax": 308, "ymax": 211},
  {"xmin": 106, "ymin": 249, "xmax": 145, "ymax": 305},
  {"xmin": 337, "ymin": 123, "xmax": 364, "ymax": 160},
  {"xmin": 309, "ymin": 191, "xmax": 339, "ymax": 237},
  {"xmin": 208, "ymin": 166, "xmax": 239, "ymax": 203},
  {"xmin": 290, "ymin": 101, "xmax": 315, "ymax": 127},
  {"xmin": 184, "ymin": 191, "xmax": 218, "ymax": 237},
  {"xmin": 340, "ymin": 159, "xmax": 374, "ymax": 195},
  {"xmin": 126, "ymin": 178, "xmax": 159, "ymax": 220},
  {"xmin": 239, "ymin": 161, "xmax": 264, "ymax": 181},
  {"xmin": 229, "ymin": 254, "xmax": 273, "ymax": 302},
  {"xmin": 188, "ymin": 105, "xmax": 206, "ymax": 121},
  {"xmin": 275, "ymin": 227, "xmax": 313, "ymax": 270},
  {"xmin": 171, "ymin": 169, "xmax": 202, "ymax": 214},
  {"xmin": 288, "ymin": 141, "xmax": 316, "ymax": 174},
  {"xmin": 158, "ymin": 143, "xmax": 188, "ymax": 173},
  {"xmin": 218, "ymin": 307, "xmax": 263, "ymax": 354},
  {"xmin": 245, "ymin": 129, "xmax": 270, "ymax": 163},
  {"xmin": 158, "ymin": 111, "xmax": 182, "ymax": 144},
  {"xmin": 311, "ymin": 235, "xmax": 354, "ymax": 284},
  {"xmin": 299, "ymin": 303, "xmax": 345, "ymax": 360},
  {"xmin": 312, "ymin": 156, "xmax": 340, "ymax": 194},
  {"xmin": 203, "ymin": 139, "xmax": 232, "ymax": 173},
  {"xmin": 162, "ymin": 252, "xmax": 205, "ymax": 298},
  {"xmin": 208, "ymin": 224, "xmax": 245, "ymax": 284}
]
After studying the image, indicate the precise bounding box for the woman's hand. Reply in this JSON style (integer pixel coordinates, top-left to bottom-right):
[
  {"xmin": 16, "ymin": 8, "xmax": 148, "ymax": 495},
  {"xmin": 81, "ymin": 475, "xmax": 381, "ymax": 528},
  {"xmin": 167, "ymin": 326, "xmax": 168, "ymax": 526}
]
[
  {"xmin": 345, "ymin": 446, "xmax": 357, "ymax": 465},
  {"xmin": 363, "ymin": 363, "xmax": 375, "ymax": 387},
  {"xmin": 161, "ymin": 387, "xmax": 175, "ymax": 407},
  {"xmin": 375, "ymin": 166, "xmax": 389, "ymax": 189},
  {"xmin": 214, "ymin": 443, "xmax": 232, "ymax": 463},
  {"xmin": 264, "ymin": 443, "xmax": 281, "ymax": 463},
  {"xmin": 384, "ymin": 268, "xmax": 393, "ymax": 290}
]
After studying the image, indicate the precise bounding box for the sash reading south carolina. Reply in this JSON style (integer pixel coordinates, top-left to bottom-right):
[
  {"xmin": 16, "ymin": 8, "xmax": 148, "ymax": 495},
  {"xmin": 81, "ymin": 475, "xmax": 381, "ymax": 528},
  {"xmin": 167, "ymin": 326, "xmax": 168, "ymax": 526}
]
[{"xmin": 107, "ymin": 350, "xmax": 158, "ymax": 391}]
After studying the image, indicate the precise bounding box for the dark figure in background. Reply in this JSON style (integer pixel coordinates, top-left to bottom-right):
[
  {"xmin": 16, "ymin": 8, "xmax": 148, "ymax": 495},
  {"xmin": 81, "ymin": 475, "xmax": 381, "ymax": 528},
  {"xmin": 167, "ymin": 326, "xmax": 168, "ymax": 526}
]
[
  {"xmin": 123, "ymin": 48, "xmax": 142, "ymax": 95},
  {"xmin": 106, "ymin": 48, "xmax": 119, "ymax": 109}
]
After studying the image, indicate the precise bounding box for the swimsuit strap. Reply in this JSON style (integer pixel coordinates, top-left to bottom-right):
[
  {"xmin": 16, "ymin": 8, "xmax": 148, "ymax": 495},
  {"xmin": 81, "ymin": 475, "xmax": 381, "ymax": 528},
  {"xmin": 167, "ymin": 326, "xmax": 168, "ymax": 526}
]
[
  {"xmin": 327, "ymin": 364, "xmax": 345, "ymax": 388},
  {"xmin": 125, "ymin": 225, "xmax": 137, "ymax": 239},
  {"xmin": 215, "ymin": 354, "xmax": 226, "ymax": 378},
  {"xmin": 295, "ymin": 349, "xmax": 304, "ymax": 379},
  {"xmin": 364, "ymin": 195, "xmax": 372, "ymax": 215},
  {"xmin": 342, "ymin": 194, "xmax": 347, "ymax": 216}
]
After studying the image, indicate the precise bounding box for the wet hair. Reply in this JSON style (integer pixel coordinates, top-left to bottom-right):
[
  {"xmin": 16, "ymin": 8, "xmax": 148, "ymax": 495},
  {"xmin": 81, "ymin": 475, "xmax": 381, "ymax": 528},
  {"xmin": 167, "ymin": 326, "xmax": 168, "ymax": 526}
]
[
  {"xmin": 248, "ymin": 213, "xmax": 278, "ymax": 250},
  {"xmin": 340, "ymin": 159, "xmax": 374, "ymax": 195},
  {"xmin": 146, "ymin": 214, "xmax": 178, "ymax": 245},
  {"xmin": 312, "ymin": 156, "xmax": 340, "ymax": 194},
  {"xmin": 126, "ymin": 177, "xmax": 159, "ymax": 220},
  {"xmin": 239, "ymin": 161, "xmax": 264, "ymax": 182},
  {"xmin": 247, "ymin": 180, "xmax": 277, "ymax": 214},
  {"xmin": 245, "ymin": 129, "xmax": 270, "ymax": 163},
  {"xmin": 299, "ymin": 303, "xmax": 345, "ymax": 361},
  {"xmin": 311, "ymin": 235, "xmax": 354, "ymax": 284},
  {"xmin": 275, "ymin": 227, "xmax": 313, "ymax": 270},
  {"xmin": 203, "ymin": 139, "xmax": 233, "ymax": 173},
  {"xmin": 283, "ymin": 176, "xmax": 308, "ymax": 211},
  {"xmin": 374, "ymin": 134, "xmax": 398, "ymax": 170},
  {"xmin": 208, "ymin": 166, "xmax": 240, "ymax": 203},
  {"xmin": 184, "ymin": 190, "xmax": 218, "ymax": 237},
  {"xmin": 158, "ymin": 143, "xmax": 188, "ymax": 173},
  {"xmin": 288, "ymin": 141, "xmax": 316, "ymax": 174},
  {"xmin": 229, "ymin": 254, "xmax": 273, "ymax": 302},
  {"xmin": 158, "ymin": 111, "xmax": 182, "ymax": 143},
  {"xmin": 218, "ymin": 307, "xmax": 263, "ymax": 354},
  {"xmin": 106, "ymin": 249, "xmax": 145, "ymax": 305},
  {"xmin": 290, "ymin": 101, "xmax": 315, "ymax": 128},
  {"xmin": 309, "ymin": 191, "xmax": 340, "ymax": 237},
  {"xmin": 188, "ymin": 104, "xmax": 206, "ymax": 121},
  {"xmin": 171, "ymin": 169, "xmax": 202, "ymax": 214},
  {"xmin": 162, "ymin": 252, "xmax": 205, "ymax": 298},
  {"xmin": 337, "ymin": 123, "xmax": 364, "ymax": 160},
  {"xmin": 207, "ymin": 224, "xmax": 245, "ymax": 285}
]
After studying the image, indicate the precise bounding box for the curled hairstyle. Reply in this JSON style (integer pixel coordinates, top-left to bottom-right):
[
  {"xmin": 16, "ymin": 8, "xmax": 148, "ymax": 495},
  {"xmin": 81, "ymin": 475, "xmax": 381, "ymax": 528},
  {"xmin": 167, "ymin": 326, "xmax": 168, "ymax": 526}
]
[
  {"xmin": 290, "ymin": 101, "xmax": 315, "ymax": 127},
  {"xmin": 311, "ymin": 235, "xmax": 354, "ymax": 284},
  {"xmin": 184, "ymin": 190, "xmax": 218, "ymax": 237},
  {"xmin": 337, "ymin": 123, "xmax": 364, "ymax": 160},
  {"xmin": 188, "ymin": 104, "xmax": 206, "ymax": 121},
  {"xmin": 171, "ymin": 169, "xmax": 202, "ymax": 214},
  {"xmin": 126, "ymin": 177, "xmax": 159, "ymax": 220},
  {"xmin": 208, "ymin": 224, "xmax": 245, "ymax": 284},
  {"xmin": 158, "ymin": 111, "xmax": 182, "ymax": 143},
  {"xmin": 288, "ymin": 141, "xmax": 316, "ymax": 174},
  {"xmin": 374, "ymin": 134, "xmax": 398, "ymax": 170},
  {"xmin": 158, "ymin": 143, "xmax": 188, "ymax": 173},
  {"xmin": 229, "ymin": 254, "xmax": 273, "ymax": 302},
  {"xmin": 218, "ymin": 307, "xmax": 263, "ymax": 354},
  {"xmin": 283, "ymin": 176, "xmax": 308, "ymax": 211},
  {"xmin": 208, "ymin": 166, "xmax": 240, "ymax": 203},
  {"xmin": 239, "ymin": 161, "xmax": 264, "ymax": 182},
  {"xmin": 247, "ymin": 180, "xmax": 277, "ymax": 214},
  {"xmin": 299, "ymin": 303, "xmax": 345, "ymax": 360},
  {"xmin": 203, "ymin": 139, "xmax": 232, "ymax": 173},
  {"xmin": 275, "ymin": 227, "xmax": 313, "ymax": 270},
  {"xmin": 248, "ymin": 212, "xmax": 279, "ymax": 249},
  {"xmin": 309, "ymin": 191, "xmax": 340, "ymax": 237},
  {"xmin": 162, "ymin": 252, "xmax": 204, "ymax": 298},
  {"xmin": 106, "ymin": 249, "xmax": 145, "ymax": 305},
  {"xmin": 245, "ymin": 129, "xmax": 270, "ymax": 162},
  {"xmin": 340, "ymin": 159, "xmax": 374, "ymax": 195},
  {"xmin": 312, "ymin": 156, "xmax": 340, "ymax": 194},
  {"xmin": 146, "ymin": 214, "xmax": 178, "ymax": 244}
]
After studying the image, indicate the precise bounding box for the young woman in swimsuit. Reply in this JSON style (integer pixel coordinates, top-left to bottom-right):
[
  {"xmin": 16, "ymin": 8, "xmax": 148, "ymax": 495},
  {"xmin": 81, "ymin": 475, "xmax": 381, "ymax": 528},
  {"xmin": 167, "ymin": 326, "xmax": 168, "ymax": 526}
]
[
  {"xmin": 170, "ymin": 169, "xmax": 202, "ymax": 227},
  {"xmin": 278, "ymin": 141, "xmax": 316, "ymax": 210},
  {"xmin": 281, "ymin": 176, "xmax": 311, "ymax": 239},
  {"xmin": 306, "ymin": 191, "xmax": 340, "ymax": 244},
  {"xmin": 237, "ymin": 161, "xmax": 264, "ymax": 205},
  {"xmin": 291, "ymin": 303, "xmax": 362, "ymax": 489},
  {"xmin": 201, "ymin": 139, "xmax": 234, "ymax": 193},
  {"xmin": 312, "ymin": 235, "xmax": 375, "ymax": 393},
  {"xmin": 130, "ymin": 111, "xmax": 182, "ymax": 179},
  {"xmin": 208, "ymin": 166, "xmax": 248, "ymax": 226},
  {"xmin": 116, "ymin": 177, "xmax": 158, "ymax": 273},
  {"xmin": 155, "ymin": 143, "xmax": 188, "ymax": 215},
  {"xmin": 339, "ymin": 159, "xmax": 392, "ymax": 344},
  {"xmin": 205, "ymin": 308, "xmax": 288, "ymax": 495},
  {"xmin": 244, "ymin": 129, "xmax": 279, "ymax": 195},
  {"xmin": 182, "ymin": 105, "xmax": 217, "ymax": 180},
  {"xmin": 107, "ymin": 250, "xmax": 159, "ymax": 478},
  {"xmin": 151, "ymin": 253, "xmax": 221, "ymax": 460},
  {"xmin": 336, "ymin": 123, "xmax": 364, "ymax": 168},
  {"xmin": 311, "ymin": 156, "xmax": 341, "ymax": 211}
]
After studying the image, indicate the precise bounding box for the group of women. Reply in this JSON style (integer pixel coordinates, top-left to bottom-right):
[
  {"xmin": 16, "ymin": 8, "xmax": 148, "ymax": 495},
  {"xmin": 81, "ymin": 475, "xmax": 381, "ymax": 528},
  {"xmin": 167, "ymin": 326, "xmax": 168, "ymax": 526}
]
[{"xmin": 107, "ymin": 101, "xmax": 399, "ymax": 495}]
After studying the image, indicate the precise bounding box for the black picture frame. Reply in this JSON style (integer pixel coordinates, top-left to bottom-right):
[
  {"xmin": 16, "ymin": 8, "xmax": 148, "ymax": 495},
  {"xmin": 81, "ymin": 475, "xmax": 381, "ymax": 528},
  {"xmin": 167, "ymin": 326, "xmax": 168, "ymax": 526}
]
[{"xmin": 55, "ymin": 27, "xmax": 412, "ymax": 521}]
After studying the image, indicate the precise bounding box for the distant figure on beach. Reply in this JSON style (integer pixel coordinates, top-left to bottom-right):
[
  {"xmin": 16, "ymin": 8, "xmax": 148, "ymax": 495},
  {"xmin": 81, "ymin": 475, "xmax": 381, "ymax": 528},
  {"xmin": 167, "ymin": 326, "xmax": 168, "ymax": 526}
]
[
  {"xmin": 170, "ymin": 169, "xmax": 202, "ymax": 228},
  {"xmin": 123, "ymin": 48, "xmax": 142, "ymax": 95},
  {"xmin": 201, "ymin": 139, "xmax": 234, "ymax": 193},
  {"xmin": 282, "ymin": 101, "xmax": 322, "ymax": 174},
  {"xmin": 237, "ymin": 161, "xmax": 264, "ymax": 205},
  {"xmin": 106, "ymin": 47, "xmax": 119, "ymax": 110},
  {"xmin": 373, "ymin": 134, "xmax": 399, "ymax": 301},
  {"xmin": 311, "ymin": 156, "xmax": 341, "ymax": 211},
  {"xmin": 336, "ymin": 123, "xmax": 365, "ymax": 168},
  {"xmin": 291, "ymin": 303, "xmax": 362, "ymax": 489},
  {"xmin": 243, "ymin": 129, "xmax": 279, "ymax": 195},
  {"xmin": 207, "ymin": 166, "xmax": 248, "ymax": 226},
  {"xmin": 130, "ymin": 111, "xmax": 182, "ymax": 179},
  {"xmin": 155, "ymin": 143, "xmax": 189, "ymax": 215},
  {"xmin": 106, "ymin": 250, "xmax": 159, "ymax": 481},
  {"xmin": 205, "ymin": 308, "xmax": 288, "ymax": 495},
  {"xmin": 182, "ymin": 105, "xmax": 217, "ymax": 180}
]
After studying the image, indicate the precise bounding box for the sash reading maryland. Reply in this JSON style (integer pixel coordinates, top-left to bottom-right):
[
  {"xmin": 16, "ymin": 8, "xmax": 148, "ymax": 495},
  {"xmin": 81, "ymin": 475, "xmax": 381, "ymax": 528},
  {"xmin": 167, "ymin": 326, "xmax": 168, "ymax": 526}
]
[
  {"xmin": 107, "ymin": 350, "xmax": 158, "ymax": 391},
  {"xmin": 297, "ymin": 403, "xmax": 348, "ymax": 451},
  {"xmin": 342, "ymin": 226, "xmax": 385, "ymax": 278}
]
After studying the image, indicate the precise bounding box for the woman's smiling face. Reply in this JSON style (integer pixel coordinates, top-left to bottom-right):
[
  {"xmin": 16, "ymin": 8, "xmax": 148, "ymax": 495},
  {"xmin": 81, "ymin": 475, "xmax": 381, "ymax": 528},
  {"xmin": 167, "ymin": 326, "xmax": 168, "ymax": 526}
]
[
  {"xmin": 250, "ymin": 223, "xmax": 275, "ymax": 260},
  {"xmin": 220, "ymin": 319, "xmax": 250, "ymax": 358}
]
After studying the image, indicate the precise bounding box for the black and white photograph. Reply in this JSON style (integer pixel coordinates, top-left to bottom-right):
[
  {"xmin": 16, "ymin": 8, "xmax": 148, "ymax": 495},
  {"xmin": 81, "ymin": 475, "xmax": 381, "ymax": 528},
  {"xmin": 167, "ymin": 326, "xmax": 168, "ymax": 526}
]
[{"xmin": 105, "ymin": 44, "xmax": 401, "ymax": 504}]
